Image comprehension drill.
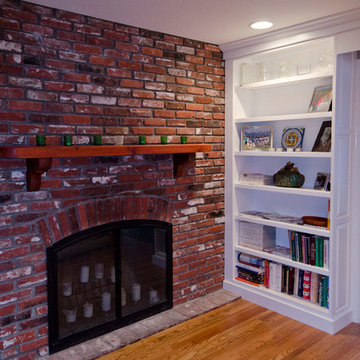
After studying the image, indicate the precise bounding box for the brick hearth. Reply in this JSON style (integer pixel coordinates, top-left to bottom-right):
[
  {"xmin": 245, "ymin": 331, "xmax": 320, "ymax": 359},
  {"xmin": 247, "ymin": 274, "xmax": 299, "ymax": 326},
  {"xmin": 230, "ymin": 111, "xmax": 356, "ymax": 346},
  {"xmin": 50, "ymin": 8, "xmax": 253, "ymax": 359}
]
[{"xmin": 0, "ymin": 0, "xmax": 225, "ymax": 358}]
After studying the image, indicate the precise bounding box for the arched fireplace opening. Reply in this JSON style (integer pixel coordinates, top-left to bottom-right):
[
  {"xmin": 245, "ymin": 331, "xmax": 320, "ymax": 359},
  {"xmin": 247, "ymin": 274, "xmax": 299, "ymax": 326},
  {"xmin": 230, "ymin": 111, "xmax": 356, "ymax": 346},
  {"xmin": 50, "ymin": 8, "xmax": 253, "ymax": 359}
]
[{"xmin": 46, "ymin": 219, "xmax": 173, "ymax": 354}]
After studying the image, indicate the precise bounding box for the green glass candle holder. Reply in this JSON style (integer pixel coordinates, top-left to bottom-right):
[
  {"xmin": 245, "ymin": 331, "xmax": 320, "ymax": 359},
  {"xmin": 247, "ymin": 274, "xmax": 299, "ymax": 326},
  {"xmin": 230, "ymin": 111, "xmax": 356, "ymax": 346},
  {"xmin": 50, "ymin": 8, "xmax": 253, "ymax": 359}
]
[
  {"xmin": 64, "ymin": 135, "xmax": 73, "ymax": 146},
  {"xmin": 93, "ymin": 135, "xmax": 102, "ymax": 146},
  {"xmin": 160, "ymin": 136, "xmax": 167, "ymax": 144},
  {"xmin": 180, "ymin": 136, "xmax": 187, "ymax": 144},
  {"xmin": 139, "ymin": 136, "xmax": 146, "ymax": 145},
  {"xmin": 36, "ymin": 134, "xmax": 46, "ymax": 146}
]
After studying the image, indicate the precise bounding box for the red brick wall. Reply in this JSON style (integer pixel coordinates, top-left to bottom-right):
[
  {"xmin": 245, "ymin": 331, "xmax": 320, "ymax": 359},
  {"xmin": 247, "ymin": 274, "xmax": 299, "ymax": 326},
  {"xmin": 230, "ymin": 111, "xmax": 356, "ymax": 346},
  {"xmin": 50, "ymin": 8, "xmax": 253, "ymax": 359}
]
[{"xmin": 0, "ymin": 0, "xmax": 225, "ymax": 357}]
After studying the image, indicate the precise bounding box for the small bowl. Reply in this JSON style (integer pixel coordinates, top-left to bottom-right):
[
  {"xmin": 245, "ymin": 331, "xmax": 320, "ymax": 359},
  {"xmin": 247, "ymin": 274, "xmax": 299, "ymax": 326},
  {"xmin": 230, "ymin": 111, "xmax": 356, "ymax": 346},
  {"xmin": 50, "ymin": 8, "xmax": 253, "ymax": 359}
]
[{"xmin": 302, "ymin": 216, "xmax": 328, "ymax": 227}]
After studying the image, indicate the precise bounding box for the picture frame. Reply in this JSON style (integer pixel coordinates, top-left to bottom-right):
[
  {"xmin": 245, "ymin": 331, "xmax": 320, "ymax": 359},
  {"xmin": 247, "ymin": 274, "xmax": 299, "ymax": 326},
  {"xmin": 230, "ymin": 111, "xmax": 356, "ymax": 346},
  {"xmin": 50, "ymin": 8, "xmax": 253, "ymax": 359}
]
[
  {"xmin": 312, "ymin": 121, "xmax": 332, "ymax": 152},
  {"xmin": 241, "ymin": 126, "xmax": 273, "ymax": 151},
  {"xmin": 314, "ymin": 172, "xmax": 330, "ymax": 191},
  {"xmin": 308, "ymin": 84, "xmax": 332, "ymax": 112},
  {"xmin": 281, "ymin": 127, "xmax": 305, "ymax": 150}
]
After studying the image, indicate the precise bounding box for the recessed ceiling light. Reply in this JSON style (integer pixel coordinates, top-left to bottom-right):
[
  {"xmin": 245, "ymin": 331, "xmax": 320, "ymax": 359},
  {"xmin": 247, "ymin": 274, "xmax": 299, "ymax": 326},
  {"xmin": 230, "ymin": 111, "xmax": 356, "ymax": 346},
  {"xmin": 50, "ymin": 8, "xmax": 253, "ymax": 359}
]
[{"xmin": 250, "ymin": 21, "xmax": 274, "ymax": 30}]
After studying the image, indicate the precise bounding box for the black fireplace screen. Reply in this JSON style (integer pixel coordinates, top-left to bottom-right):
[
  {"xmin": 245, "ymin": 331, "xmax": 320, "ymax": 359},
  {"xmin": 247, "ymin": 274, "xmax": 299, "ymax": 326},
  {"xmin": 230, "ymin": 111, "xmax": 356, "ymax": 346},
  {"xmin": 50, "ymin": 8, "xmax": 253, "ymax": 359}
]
[{"xmin": 47, "ymin": 220, "xmax": 172, "ymax": 354}]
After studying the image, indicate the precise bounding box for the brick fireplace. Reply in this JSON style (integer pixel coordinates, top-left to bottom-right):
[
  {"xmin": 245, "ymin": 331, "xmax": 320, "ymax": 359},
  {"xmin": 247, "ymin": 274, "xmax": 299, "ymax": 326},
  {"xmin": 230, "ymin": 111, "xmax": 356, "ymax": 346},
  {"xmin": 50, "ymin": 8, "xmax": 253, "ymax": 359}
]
[
  {"xmin": 46, "ymin": 198, "xmax": 174, "ymax": 353},
  {"xmin": 0, "ymin": 0, "xmax": 225, "ymax": 358}
]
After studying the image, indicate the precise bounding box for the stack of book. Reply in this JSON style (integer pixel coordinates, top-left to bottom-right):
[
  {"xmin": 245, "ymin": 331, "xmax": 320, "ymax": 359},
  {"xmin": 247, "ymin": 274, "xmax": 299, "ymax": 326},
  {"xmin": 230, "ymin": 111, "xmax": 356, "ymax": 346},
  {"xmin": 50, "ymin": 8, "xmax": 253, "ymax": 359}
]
[
  {"xmin": 288, "ymin": 231, "xmax": 329, "ymax": 268},
  {"xmin": 239, "ymin": 173, "xmax": 273, "ymax": 185},
  {"xmin": 235, "ymin": 253, "xmax": 265, "ymax": 286},
  {"xmin": 239, "ymin": 221, "xmax": 276, "ymax": 250}
]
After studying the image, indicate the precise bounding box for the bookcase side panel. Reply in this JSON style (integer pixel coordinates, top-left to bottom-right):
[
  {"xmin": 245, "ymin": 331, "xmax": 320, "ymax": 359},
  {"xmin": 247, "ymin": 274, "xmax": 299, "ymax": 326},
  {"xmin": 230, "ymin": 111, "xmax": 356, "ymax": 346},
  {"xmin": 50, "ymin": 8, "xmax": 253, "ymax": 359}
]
[
  {"xmin": 328, "ymin": 52, "xmax": 352, "ymax": 318},
  {"xmin": 224, "ymin": 59, "xmax": 237, "ymax": 283},
  {"xmin": 333, "ymin": 50, "xmax": 360, "ymax": 323},
  {"xmin": 348, "ymin": 53, "xmax": 360, "ymax": 323}
]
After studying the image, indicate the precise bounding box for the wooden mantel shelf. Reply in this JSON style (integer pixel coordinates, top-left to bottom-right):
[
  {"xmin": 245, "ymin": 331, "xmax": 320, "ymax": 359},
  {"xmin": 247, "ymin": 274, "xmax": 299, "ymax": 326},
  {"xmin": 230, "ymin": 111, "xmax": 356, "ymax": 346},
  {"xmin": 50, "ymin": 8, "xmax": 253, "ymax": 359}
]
[
  {"xmin": 0, "ymin": 144, "xmax": 211, "ymax": 192},
  {"xmin": 0, "ymin": 144, "xmax": 211, "ymax": 159}
]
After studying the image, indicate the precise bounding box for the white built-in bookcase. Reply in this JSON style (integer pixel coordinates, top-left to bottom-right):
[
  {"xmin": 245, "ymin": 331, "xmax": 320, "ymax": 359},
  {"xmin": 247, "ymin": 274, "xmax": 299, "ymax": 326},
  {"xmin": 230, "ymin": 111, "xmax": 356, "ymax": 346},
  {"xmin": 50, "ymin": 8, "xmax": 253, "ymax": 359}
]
[{"xmin": 222, "ymin": 17, "xmax": 360, "ymax": 333}]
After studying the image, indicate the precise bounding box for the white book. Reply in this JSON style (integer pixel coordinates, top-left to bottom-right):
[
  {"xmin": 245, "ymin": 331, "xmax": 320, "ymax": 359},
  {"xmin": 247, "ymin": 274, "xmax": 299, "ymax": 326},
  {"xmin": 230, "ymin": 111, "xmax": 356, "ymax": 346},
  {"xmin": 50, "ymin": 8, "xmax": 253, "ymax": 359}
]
[
  {"xmin": 310, "ymin": 272, "xmax": 319, "ymax": 304},
  {"xmin": 237, "ymin": 262, "xmax": 264, "ymax": 274},
  {"xmin": 269, "ymin": 262, "xmax": 276, "ymax": 290},
  {"xmin": 294, "ymin": 267, "xmax": 299, "ymax": 295},
  {"xmin": 274, "ymin": 263, "xmax": 282, "ymax": 292}
]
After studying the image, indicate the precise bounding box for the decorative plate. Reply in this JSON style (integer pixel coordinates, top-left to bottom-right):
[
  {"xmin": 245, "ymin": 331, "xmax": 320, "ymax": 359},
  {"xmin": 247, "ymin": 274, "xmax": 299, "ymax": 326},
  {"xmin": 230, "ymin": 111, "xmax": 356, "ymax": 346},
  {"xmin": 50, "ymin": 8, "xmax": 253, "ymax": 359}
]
[{"xmin": 281, "ymin": 128, "xmax": 305, "ymax": 150}]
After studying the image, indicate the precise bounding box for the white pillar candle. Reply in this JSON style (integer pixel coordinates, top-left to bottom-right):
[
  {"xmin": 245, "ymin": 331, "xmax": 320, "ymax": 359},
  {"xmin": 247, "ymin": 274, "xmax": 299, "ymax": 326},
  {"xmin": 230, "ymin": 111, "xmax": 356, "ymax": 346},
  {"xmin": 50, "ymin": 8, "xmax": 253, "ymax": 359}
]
[
  {"xmin": 121, "ymin": 287, "xmax": 126, "ymax": 306},
  {"xmin": 132, "ymin": 283, "xmax": 141, "ymax": 303},
  {"xmin": 149, "ymin": 289, "xmax": 159, "ymax": 304},
  {"xmin": 102, "ymin": 292, "xmax": 111, "ymax": 312},
  {"xmin": 83, "ymin": 302, "xmax": 93, "ymax": 318},
  {"xmin": 111, "ymin": 266, "xmax": 116, "ymax": 283},
  {"xmin": 63, "ymin": 309, "xmax": 76, "ymax": 323},
  {"xmin": 95, "ymin": 263, "xmax": 104, "ymax": 279},
  {"xmin": 62, "ymin": 282, "xmax": 72, "ymax": 296},
  {"xmin": 80, "ymin": 265, "xmax": 89, "ymax": 283}
]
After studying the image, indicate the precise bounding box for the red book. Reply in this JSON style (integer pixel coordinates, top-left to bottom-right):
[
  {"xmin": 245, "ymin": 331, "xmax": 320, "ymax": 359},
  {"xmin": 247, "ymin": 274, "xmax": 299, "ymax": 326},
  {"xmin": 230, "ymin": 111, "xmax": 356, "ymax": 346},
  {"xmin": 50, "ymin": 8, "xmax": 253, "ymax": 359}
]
[
  {"xmin": 303, "ymin": 271, "xmax": 311, "ymax": 301},
  {"xmin": 264, "ymin": 260, "xmax": 270, "ymax": 288},
  {"xmin": 235, "ymin": 276, "xmax": 260, "ymax": 287}
]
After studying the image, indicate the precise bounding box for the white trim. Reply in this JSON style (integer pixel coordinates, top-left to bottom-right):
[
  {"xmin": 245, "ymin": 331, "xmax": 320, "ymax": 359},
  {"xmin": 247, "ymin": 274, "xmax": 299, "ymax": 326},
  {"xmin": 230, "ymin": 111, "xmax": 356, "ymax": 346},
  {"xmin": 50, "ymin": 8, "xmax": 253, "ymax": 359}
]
[
  {"xmin": 235, "ymin": 112, "xmax": 332, "ymax": 123},
  {"xmin": 220, "ymin": 8, "xmax": 360, "ymax": 59}
]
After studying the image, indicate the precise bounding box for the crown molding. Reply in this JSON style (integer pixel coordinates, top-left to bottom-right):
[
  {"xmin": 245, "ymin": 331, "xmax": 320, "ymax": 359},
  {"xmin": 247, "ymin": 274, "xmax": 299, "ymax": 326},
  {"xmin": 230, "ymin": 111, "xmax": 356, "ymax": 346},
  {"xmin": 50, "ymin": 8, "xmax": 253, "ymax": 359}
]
[{"xmin": 220, "ymin": 8, "xmax": 360, "ymax": 59}]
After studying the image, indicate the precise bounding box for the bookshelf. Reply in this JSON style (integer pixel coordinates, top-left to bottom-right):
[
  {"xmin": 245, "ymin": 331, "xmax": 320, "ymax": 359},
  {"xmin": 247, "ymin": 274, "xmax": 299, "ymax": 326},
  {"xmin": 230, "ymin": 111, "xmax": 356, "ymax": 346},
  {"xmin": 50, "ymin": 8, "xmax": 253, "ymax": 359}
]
[{"xmin": 223, "ymin": 36, "xmax": 353, "ymax": 334}]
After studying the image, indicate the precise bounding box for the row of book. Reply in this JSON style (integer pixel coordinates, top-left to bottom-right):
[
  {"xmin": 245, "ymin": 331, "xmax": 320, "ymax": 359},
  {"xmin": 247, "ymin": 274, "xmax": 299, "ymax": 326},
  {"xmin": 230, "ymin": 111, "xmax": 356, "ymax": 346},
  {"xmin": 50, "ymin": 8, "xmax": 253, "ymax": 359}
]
[
  {"xmin": 288, "ymin": 231, "xmax": 329, "ymax": 268},
  {"xmin": 235, "ymin": 252, "xmax": 329, "ymax": 308}
]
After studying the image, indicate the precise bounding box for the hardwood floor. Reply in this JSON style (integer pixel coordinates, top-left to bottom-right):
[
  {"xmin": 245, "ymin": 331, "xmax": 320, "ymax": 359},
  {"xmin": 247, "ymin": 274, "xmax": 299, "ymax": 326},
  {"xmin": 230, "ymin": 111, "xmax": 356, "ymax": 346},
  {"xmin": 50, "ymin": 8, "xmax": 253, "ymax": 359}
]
[{"xmin": 99, "ymin": 298, "xmax": 360, "ymax": 360}]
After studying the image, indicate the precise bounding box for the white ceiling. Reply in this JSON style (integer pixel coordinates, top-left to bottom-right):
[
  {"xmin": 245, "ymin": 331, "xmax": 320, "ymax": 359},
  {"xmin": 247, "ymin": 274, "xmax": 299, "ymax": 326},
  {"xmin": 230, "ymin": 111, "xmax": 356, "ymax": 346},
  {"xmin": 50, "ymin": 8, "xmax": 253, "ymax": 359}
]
[{"xmin": 27, "ymin": 0, "xmax": 360, "ymax": 45}]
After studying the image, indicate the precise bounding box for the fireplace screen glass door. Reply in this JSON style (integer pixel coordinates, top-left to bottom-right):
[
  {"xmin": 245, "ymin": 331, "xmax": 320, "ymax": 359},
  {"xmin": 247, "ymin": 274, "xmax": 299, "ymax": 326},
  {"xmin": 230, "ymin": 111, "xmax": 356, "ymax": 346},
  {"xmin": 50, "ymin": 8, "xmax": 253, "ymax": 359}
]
[
  {"xmin": 47, "ymin": 220, "xmax": 172, "ymax": 353},
  {"xmin": 57, "ymin": 231, "xmax": 116, "ymax": 339}
]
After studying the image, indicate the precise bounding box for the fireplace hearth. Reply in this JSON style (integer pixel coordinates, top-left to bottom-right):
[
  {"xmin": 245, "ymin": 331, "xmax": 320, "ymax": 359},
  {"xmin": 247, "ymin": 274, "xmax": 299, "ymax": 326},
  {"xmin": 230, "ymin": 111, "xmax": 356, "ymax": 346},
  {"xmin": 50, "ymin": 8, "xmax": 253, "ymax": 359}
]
[{"xmin": 47, "ymin": 220, "xmax": 172, "ymax": 354}]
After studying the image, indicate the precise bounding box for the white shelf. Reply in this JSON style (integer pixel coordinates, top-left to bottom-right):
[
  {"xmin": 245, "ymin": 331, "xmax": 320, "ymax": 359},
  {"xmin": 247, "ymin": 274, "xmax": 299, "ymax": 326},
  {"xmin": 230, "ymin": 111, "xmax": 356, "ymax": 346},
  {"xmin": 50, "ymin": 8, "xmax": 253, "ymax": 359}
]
[
  {"xmin": 230, "ymin": 277, "xmax": 329, "ymax": 312},
  {"xmin": 234, "ymin": 151, "xmax": 331, "ymax": 158},
  {"xmin": 234, "ymin": 183, "xmax": 331, "ymax": 198},
  {"xmin": 235, "ymin": 111, "xmax": 332, "ymax": 124},
  {"xmin": 235, "ymin": 245, "xmax": 329, "ymax": 276},
  {"xmin": 235, "ymin": 213, "xmax": 330, "ymax": 237},
  {"xmin": 240, "ymin": 71, "xmax": 333, "ymax": 89}
]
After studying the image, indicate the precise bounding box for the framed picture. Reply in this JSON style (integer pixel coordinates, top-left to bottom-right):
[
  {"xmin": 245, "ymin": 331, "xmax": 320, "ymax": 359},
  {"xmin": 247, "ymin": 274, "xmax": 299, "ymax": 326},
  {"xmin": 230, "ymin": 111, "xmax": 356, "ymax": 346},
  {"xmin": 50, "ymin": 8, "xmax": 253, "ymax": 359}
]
[
  {"xmin": 281, "ymin": 128, "xmax": 305, "ymax": 150},
  {"xmin": 308, "ymin": 84, "xmax": 332, "ymax": 112},
  {"xmin": 241, "ymin": 126, "xmax": 273, "ymax": 151},
  {"xmin": 314, "ymin": 172, "xmax": 330, "ymax": 191},
  {"xmin": 312, "ymin": 121, "xmax": 332, "ymax": 152}
]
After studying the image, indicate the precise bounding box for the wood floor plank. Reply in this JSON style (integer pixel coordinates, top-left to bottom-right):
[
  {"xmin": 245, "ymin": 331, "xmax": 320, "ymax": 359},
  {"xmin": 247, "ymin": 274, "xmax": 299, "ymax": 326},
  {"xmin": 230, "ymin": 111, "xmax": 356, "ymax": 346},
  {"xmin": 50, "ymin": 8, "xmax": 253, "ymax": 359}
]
[{"xmin": 98, "ymin": 299, "xmax": 360, "ymax": 360}]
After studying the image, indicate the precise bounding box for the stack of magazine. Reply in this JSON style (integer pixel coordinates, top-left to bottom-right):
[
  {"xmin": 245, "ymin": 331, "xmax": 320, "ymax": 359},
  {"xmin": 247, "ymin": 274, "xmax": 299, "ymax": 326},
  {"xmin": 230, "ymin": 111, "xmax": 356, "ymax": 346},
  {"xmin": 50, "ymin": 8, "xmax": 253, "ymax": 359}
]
[
  {"xmin": 239, "ymin": 210, "xmax": 303, "ymax": 225},
  {"xmin": 239, "ymin": 173, "xmax": 273, "ymax": 185},
  {"xmin": 239, "ymin": 221, "xmax": 276, "ymax": 250}
]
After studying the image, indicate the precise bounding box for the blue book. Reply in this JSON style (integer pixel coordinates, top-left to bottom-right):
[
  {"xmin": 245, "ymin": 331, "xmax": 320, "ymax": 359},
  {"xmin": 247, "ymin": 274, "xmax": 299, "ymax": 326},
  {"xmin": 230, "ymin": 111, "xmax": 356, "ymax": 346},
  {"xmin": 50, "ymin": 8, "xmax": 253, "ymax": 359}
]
[{"xmin": 297, "ymin": 269, "xmax": 304, "ymax": 297}]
